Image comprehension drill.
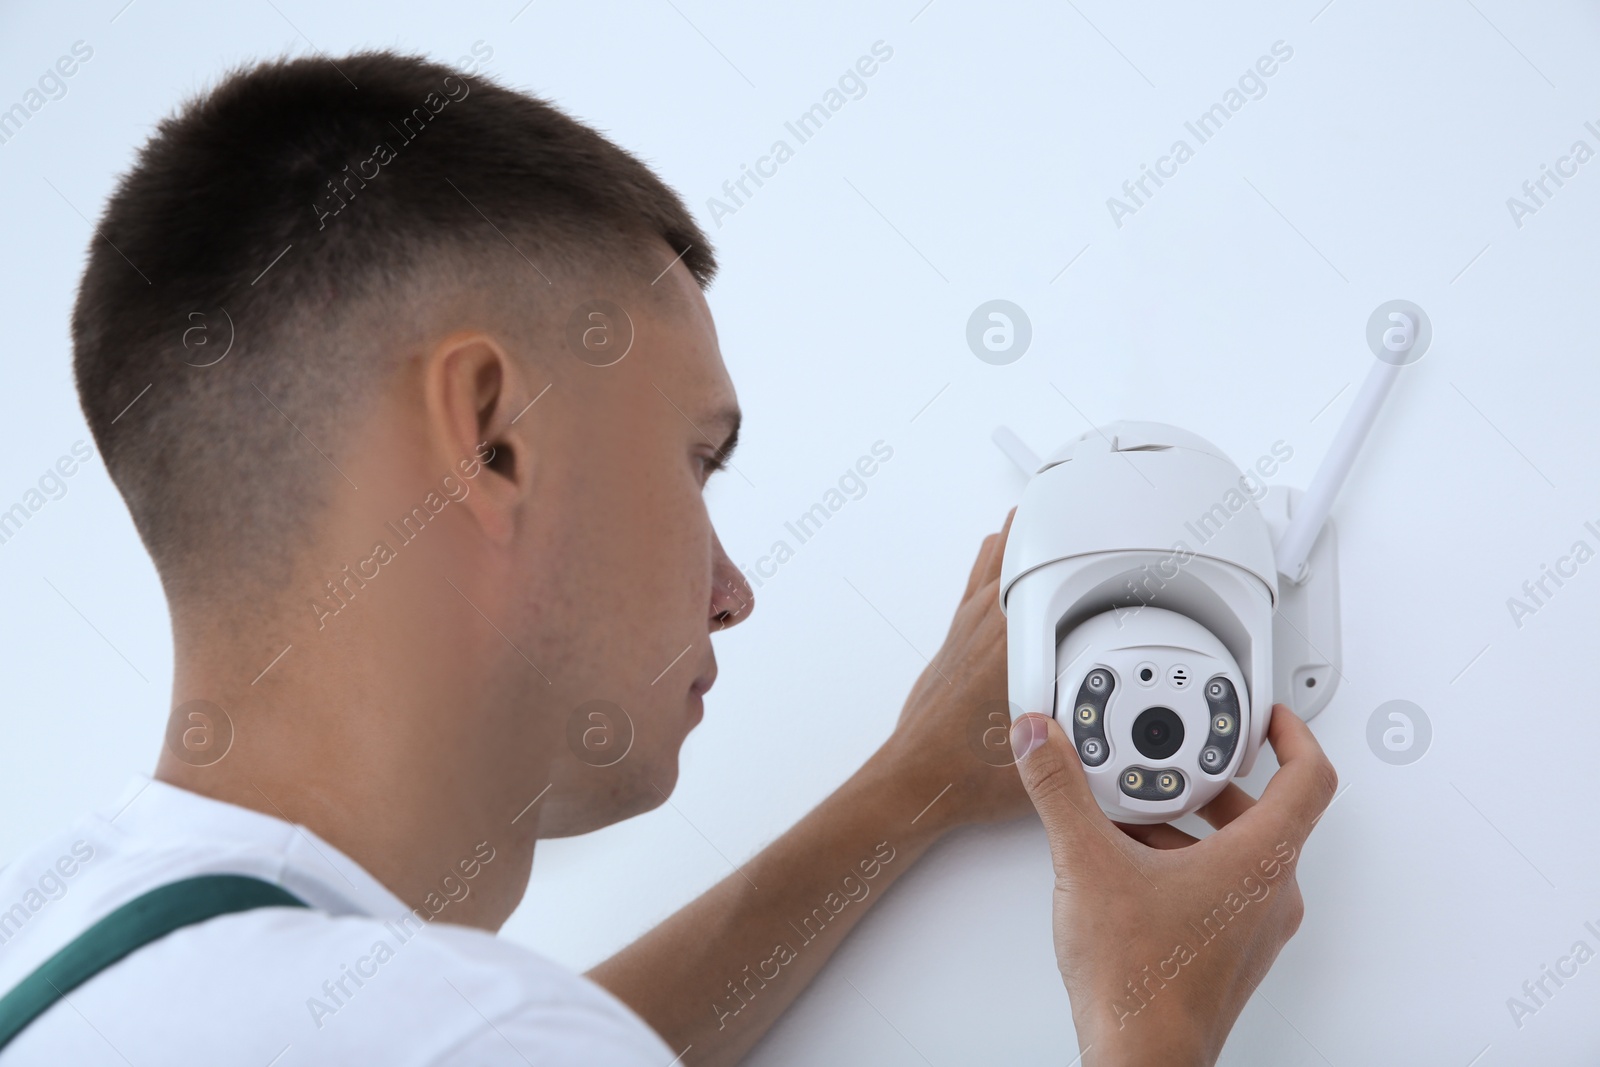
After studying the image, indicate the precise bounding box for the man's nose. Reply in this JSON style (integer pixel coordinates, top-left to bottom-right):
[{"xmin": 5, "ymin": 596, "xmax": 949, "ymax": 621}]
[{"xmin": 710, "ymin": 537, "xmax": 754, "ymax": 630}]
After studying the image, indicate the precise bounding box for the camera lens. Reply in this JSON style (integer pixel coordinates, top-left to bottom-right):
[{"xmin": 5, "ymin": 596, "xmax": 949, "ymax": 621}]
[{"xmin": 1131, "ymin": 706, "xmax": 1184, "ymax": 760}]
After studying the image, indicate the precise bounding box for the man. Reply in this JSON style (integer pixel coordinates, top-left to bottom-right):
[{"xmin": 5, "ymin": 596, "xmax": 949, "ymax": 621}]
[{"xmin": 0, "ymin": 51, "xmax": 1335, "ymax": 1064}]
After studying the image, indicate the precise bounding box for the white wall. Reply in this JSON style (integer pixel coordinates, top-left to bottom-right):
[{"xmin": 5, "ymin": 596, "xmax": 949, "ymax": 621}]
[{"xmin": 2, "ymin": 1, "xmax": 1598, "ymax": 1062}]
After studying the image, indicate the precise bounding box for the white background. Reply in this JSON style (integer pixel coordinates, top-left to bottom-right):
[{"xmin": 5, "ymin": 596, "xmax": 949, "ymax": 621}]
[{"xmin": 3, "ymin": 1, "xmax": 1599, "ymax": 1063}]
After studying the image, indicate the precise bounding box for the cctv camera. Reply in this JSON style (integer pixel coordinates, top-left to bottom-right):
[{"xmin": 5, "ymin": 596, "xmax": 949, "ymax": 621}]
[
  {"xmin": 998, "ymin": 422, "xmax": 1278, "ymax": 824},
  {"xmin": 994, "ymin": 325, "xmax": 1410, "ymax": 822}
]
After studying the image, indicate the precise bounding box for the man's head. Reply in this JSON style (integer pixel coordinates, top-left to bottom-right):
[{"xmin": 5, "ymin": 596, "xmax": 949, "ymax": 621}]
[{"xmin": 73, "ymin": 51, "xmax": 754, "ymax": 873}]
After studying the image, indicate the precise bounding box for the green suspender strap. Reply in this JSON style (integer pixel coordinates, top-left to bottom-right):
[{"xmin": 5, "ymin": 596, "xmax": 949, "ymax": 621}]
[{"xmin": 0, "ymin": 874, "xmax": 308, "ymax": 1052}]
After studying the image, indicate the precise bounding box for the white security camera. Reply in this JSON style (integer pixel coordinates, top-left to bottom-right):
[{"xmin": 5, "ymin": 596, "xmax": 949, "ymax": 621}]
[
  {"xmin": 995, "ymin": 311, "xmax": 1417, "ymax": 823},
  {"xmin": 998, "ymin": 422, "xmax": 1280, "ymax": 823}
]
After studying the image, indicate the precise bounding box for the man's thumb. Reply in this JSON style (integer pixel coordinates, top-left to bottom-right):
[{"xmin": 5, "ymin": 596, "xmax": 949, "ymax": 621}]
[{"xmin": 1010, "ymin": 713, "xmax": 1105, "ymax": 843}]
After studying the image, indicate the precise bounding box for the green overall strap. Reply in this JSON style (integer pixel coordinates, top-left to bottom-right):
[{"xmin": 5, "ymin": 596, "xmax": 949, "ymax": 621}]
[{"xmin": 0, "ymin": 874, "xmax": 308, "ymax": 1051}]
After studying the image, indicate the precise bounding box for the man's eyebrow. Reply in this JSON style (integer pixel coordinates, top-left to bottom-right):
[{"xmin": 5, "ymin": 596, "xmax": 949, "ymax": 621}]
[{"xmin": 653, "ymin": 384, "xmax": 741, "ymax": 462}]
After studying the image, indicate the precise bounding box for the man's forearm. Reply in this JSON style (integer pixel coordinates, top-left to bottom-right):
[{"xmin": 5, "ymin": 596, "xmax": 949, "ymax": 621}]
[{"xmin": 586, "ymin": 748, "xmax": 954, "ymax": 1065}]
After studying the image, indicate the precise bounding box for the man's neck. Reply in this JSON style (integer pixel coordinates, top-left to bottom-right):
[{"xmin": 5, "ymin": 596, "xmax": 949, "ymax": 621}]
[{"xmin": 158, "ymin": 602, "xmax": 548, "ymax": 931}]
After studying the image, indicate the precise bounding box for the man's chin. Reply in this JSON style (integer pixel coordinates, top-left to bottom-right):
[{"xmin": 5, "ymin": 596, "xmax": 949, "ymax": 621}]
[{"xmin": 535, "ymin": 762, "xmax": 679, "ymax": 838}]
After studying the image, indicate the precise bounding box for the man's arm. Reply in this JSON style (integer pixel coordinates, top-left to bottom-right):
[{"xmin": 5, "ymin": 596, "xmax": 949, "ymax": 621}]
[
  {"xmin": 587, "ymin": 748, "xmax": 955, "ymax": 1064},
  {"xmin": 587, "ymin": 514, "xmax": 1031, "ymax": 1065}
]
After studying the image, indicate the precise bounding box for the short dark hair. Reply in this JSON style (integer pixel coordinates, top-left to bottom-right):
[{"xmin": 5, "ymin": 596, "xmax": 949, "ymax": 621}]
[{"xmin": 72, "ymin": 50, "xmax": 714, "ymax": 603}]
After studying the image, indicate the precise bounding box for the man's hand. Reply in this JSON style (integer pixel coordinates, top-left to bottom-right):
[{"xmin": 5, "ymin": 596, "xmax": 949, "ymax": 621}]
[
  {"xmin": 1010, "ymin": 704, "xmax": 1338, "ymax": 1067},
  {"xmin": 871, "ymin": 509, "xmax": 1034, "ymax": 828}
]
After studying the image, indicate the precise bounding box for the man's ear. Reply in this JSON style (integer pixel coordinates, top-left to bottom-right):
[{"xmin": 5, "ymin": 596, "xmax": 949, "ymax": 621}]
[{"xmin": 423, "ymin": 332, "xmax": 543, "ymax": 546}]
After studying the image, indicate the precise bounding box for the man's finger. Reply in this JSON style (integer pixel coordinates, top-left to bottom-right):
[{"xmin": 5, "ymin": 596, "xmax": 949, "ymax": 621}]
[
  {"xmin": 1253, "ymin": 704, "xmax": 1339, "ymax": 838},
  {"xmin": 1011, "ymin": 713, "xmax": 1117, "ymax": 860},
  {"xmin": 1193, "ymin": 783, "xmax": 1256, "ymax": 831},
  {"xmin": 960, "ymin": 509, "xmax": 1016, "ymax": 603},
  {"xmin": 981, "ymin": 507, "xmax": 1016, "ymax": 589},
  {"xmin": 1116, "ymin": 821, "xmax": 1200, "ymax": 850},
  {"xmin": 961, "ymin": 532, "xmax": 1000, "ymax": 603}
]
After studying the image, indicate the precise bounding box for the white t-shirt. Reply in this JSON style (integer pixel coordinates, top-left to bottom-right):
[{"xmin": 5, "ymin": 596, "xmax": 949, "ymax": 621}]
[{"xmin": 0, "ymin": 776, "xmax": 678, "ymax": 1065}]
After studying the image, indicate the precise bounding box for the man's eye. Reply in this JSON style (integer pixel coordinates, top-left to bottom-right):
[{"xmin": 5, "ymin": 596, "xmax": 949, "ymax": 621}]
[{"xmin": 698, "ymin": 453, "xmax": 727, "ymax": 482}]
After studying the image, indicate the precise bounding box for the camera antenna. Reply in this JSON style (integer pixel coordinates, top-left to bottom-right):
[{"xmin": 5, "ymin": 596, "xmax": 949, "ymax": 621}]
[
  {"xmin": 1275, "ymin": 303, "xmax": 1427, "ymax": 584},
  {"xmin": 991, "ymin": 425, "xmax": 1042, "ymax": 476}
]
